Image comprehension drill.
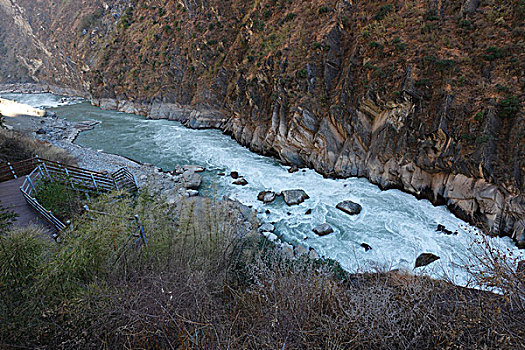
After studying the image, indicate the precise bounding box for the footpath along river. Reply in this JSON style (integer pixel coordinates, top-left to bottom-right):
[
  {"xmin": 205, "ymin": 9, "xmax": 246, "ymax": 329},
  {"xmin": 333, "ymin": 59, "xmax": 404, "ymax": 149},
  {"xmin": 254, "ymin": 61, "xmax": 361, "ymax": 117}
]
[{"xmin": 3, "ymin": 92, "xmax": 522, "ymax": 286}]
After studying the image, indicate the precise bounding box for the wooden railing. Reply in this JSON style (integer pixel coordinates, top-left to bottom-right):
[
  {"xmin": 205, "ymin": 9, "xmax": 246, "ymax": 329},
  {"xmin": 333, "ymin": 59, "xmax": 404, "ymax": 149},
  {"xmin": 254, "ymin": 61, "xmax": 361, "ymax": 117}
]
[
  {"xmin": 0, "ymin": 158, "xmax": 40, "ymax": 182},
  {"xmin": 18, "ymin": 158, "xmax": 138, "ymax": 234}
]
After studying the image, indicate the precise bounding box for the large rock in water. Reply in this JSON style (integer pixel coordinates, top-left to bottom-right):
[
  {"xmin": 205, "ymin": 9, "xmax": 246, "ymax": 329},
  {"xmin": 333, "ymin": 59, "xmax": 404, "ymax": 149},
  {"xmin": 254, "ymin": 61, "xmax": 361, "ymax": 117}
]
[
  {"xmin": 336, "ymin": 200, "xmax": 362, "ymax": 215},
  {"xmin": 233, "ymin": 178, "xmax": 248, "ymax": 186},
  {"xmin": 182, "ymin": 170, "xmax": 202, "ymax": 190},
  {"xmin": 313, "ymin": 223, "xmax": 334, "ymax": 236},
  {"xmin": 257, "ymin": 191, "xmax": 277, "ymax": 204},
  {"xmin": 415, "ymin": 253, "xmax": 440, "ymax": 268},
  {"xmin": 282, "ymin": 189, "xmax": 309, "ymax": 206}
]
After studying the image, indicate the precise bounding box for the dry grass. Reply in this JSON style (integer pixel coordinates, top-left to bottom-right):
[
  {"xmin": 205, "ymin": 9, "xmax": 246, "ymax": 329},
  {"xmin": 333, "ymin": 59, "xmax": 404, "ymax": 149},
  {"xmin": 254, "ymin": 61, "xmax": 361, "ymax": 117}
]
[
  {"xmin": 0, "ymin": 190, "xmax": 524, "ymax": 349},
  {"xmin": 0, "ymin": 128, "xmax": 76, "ymax": 165}
]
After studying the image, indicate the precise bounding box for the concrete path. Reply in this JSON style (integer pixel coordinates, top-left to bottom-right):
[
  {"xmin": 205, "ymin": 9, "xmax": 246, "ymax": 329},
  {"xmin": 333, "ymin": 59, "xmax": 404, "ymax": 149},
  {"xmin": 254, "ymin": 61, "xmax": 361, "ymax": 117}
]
[{"xmin": 0, "ymin": 177, "xmax": 54, "ymax": 233}]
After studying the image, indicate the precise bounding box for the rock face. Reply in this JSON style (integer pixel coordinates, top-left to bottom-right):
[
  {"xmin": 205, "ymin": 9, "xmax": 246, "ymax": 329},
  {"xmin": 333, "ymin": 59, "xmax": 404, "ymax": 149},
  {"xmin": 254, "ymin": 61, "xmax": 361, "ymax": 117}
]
[
  {"xmin": 415, "ymin": 253, "xmax": 440, "ymax": 268},
  {"xmin": 336, "ymin": 200, "xmax": 362, "ymax": 216},
  {"xmin": 282, "ymin": 190, "xmax": 310, "ymax": 206},
  {"xmin": 1, "ymin": 0, "xmax": 523, "ymax": 243},
  {"xmin": 313, "ymin": 223, "xmax": 334, "ymax": 236}
]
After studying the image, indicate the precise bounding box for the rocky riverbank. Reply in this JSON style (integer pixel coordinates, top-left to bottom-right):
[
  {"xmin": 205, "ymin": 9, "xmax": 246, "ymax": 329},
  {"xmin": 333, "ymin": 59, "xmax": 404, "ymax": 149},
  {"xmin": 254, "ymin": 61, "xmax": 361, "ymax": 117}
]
[
  {"xmin": 89, "ymin": 95, "xmax": 525, "ymax": 249},
  {"xmin": 3, "ymin": 86, "xmax": 524, "ymax": 248},
  {"xmin": 2, "ymin": 99, "xmax": 322, "ymax": 260}
]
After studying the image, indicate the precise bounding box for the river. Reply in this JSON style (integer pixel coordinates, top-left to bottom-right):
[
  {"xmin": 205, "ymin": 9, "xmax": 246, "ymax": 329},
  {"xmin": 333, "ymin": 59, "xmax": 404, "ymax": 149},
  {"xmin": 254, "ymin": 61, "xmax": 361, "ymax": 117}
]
[{"xmin": 3, "ymin": 92, "xmax": 522, "ymax": 286}]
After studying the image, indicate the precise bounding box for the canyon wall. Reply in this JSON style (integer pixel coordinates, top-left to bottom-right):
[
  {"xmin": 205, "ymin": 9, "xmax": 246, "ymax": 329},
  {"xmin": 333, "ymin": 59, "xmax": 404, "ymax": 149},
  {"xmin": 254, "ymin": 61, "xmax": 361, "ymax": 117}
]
[{"xmin": 1, "ymin": 0, "xmax": 523, "ymax": 243}]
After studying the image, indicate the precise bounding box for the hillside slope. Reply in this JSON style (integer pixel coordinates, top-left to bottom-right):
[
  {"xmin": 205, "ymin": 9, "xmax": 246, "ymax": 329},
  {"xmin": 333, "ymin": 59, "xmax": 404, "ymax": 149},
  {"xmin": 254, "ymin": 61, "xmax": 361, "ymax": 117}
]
[{"xmin": 0, "ymin": 0, "xmax": 523, "ymax": 242}]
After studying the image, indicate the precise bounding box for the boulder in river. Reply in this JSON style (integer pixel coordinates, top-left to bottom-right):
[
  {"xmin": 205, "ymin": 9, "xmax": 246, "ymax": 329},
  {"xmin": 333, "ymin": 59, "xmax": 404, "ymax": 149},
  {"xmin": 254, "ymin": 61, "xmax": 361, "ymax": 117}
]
[
  {"xmin": 415, "ymin": 253, "xmax": 440, "ymax": 268},
  {"xmin": 185, "ymin": 190, "xmax": 199, "ymax": 197},
  {"xmin": 294, "ymin": 244, "xmax": 308, "ymax": 256},
  {"xmin": 259, "ymin": 223, "xmax": 275, "ymax": 233},
  {"xmin": 230, "ymin": 171, "xmax": 240, "ymax": 179},
  {"xmin": 436, "ymin": 224, "xmax": 457, "ymax": 235},
  {"xmin": 305, "ymin": 208, "xmax": 312, "ymax": 215},
  {"xmin": 183, "ymin": 170, "xmax": 202, "ymax": 190},
  {"xmin": 282, "ymin": 189, "xmax": 309, "ymax": 206},
  {"xmin": 288, "ymin": 166, "xmax": 299, "ymax": 173},
  {"xmin": 336, "ymin": 200, "xmax": 362, "ymax": 215},
  {"xmin": 172, "ymin": 165, "xmax": 184, "ymax": 175},
  {"xmin": 309, "ymin": 248, "xmax": 320, "ymax": 259},
  {"xmin": 183, "ymin": 165, "xmax": 205, "ymax": 173},
  {"xmin": 279, "ymin": 242, "xmax": 295, "ymax": 259},
  {"xmin": 257, "ymin": 191, "xmax": 277, "ymax": 204},
  {"xmin": 361, "ymin": 243, "xmax": 372, "ymax": 251},
  {"xmin": 233, "ymin": 178, "xmax": 248, "ymax": 186},
  {"xmin": 313, "ymin": 223, "xmax": 334, "ymax": 236},
  {"xmin": 262, "ymin": 231, "xmax": 278, "ymax": 242}
]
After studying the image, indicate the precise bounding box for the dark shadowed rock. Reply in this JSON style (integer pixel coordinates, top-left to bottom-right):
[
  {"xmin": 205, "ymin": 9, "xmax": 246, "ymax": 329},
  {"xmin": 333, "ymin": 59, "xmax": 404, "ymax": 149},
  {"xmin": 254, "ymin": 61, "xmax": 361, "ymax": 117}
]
[
  {"xmin": 313, "ymin": 223, "xmax": 334, "ymax": 236},
  {"xmin": 282, "ymin": 189, "xmax": 309, "ymax": 206},
  {"xmin": 436, "ymin": 224, "xmax": 457, "ymax": 235},
  {"xmin": 288, "ymin": 166, "xmax": 299, "ymax": 173},
  {"xmin": 305, "ymin": 208, "xmax": 312, "ymax": 215},
  {"xmin": 336, "ymin": 200, "xmax": 362, "ymax": 215},
  {"xmin": 257, "ymin": 191, "xmax": 277, "ymax": 204},
  {"xmin": 361, "ymin": 243, "xmax": 372, "ymax": 251},
  {"xmin": 230, "ymin": 171, "xmax": 239, "ymax": 179},
  {"xmin": 415, "ymin": 253, "xmax": 440, "ymax": 268},
  {"xmin": 462, "ymin": 0, "xmax": 481, "ymax": 14},
  {"xmin": 233, "ymin": 178, "xmax": 248, "ymax": 186}
]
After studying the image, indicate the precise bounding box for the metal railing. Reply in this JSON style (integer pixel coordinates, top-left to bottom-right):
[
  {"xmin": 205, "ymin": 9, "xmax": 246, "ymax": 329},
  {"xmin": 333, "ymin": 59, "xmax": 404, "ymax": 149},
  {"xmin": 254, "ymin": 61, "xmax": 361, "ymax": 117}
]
[{"xmin": 19, "ymin": 158, "xmax": 138, "ymax": 234}]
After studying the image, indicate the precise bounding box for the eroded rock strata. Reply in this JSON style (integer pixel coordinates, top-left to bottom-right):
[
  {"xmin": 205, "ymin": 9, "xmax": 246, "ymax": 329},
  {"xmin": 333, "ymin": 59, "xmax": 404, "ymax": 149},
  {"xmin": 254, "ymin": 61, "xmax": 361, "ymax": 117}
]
[{"xmin": 0, "ymin": 0, "xmax": 523, "ymax": 242}]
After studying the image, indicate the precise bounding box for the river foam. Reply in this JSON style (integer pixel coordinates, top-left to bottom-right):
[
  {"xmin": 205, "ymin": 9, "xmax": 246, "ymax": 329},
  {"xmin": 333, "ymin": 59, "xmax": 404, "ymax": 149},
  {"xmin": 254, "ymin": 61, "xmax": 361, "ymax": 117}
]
[{"xmin": 4, "ymin": 92, "xmax": 522, "ymax": 287}]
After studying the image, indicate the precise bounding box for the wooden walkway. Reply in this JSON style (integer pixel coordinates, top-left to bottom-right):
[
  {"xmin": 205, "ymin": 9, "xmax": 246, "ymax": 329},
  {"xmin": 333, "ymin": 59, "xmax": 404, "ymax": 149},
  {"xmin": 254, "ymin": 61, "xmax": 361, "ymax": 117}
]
[{"xmin": 0, "ymin": 177, "xmax": 54, "ymax": 233}]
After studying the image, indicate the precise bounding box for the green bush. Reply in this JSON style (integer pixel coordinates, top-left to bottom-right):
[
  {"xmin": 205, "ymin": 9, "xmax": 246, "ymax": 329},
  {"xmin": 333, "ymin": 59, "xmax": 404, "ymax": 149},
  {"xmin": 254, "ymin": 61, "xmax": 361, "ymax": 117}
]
[
  {"xmin": 34, "ymin": 177, "xmax": 85, "ymax": 222},
  {"xmin": 498, "ymin": 96, "xmax": 520, "ymax": 118},
  {"xmin": 374, "ymin": 4, "xmax": 393, "ymax": 21},
  {"xmin": 483, "ymin": 46, "xmax": 505, "ymax": 61},
  {"xmin": 318, "ymin": 6, "xmax": 330, "ymax": 14}
]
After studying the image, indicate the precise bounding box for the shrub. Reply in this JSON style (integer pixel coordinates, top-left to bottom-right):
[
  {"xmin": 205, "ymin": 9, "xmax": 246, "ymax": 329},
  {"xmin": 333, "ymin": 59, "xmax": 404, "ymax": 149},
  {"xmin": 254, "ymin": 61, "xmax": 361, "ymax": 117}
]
[
  {"xmin": 374, "ymin": 4, "xmax": 393, "ymax": 21},
  {"xmin": 283, "ymin": 13, "xmax": 296, "ymax": 22},
  {"xmin": 498, "ymin": 96, "xmax": 520, "ymax": 118},
  {"xmin": 296, "ymin": 68, "xmax": 307, "ymax": 79},
  {"xmin": 483, "ymin": 46, "xmax": 505, "ymax": 61},
  {"xmin": 318, "ymin": 6, "xmax": 330, "ymax": 14},
  {"xmin": 369, "ymin": 41, "xmax": 383, "ymax": 49},
  {"xmin": 34, "ymin": 177, "xmax": 86, "ymax": 222}
]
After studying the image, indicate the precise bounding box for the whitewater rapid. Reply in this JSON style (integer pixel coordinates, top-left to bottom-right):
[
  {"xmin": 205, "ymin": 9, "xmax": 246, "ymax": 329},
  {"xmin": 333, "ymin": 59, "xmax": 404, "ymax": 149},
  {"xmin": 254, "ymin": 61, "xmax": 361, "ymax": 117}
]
[{"xmin": 3, "ymin": 92, "xmax": 522, "ymax": 286}]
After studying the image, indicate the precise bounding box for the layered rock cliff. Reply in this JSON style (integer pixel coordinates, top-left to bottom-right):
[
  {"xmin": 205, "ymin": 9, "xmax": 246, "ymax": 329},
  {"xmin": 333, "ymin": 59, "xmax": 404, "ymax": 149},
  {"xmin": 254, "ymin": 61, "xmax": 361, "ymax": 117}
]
[{"xmin": 0, "ymin": 0, "xmax": 523, "ymax": 243}]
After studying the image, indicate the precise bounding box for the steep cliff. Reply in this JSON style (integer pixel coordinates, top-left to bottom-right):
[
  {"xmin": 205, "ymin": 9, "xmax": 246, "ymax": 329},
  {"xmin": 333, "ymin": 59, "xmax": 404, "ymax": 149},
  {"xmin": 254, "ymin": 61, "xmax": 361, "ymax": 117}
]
[{"xmin": 0, "ymin": 0, "xmax": 523, "ymax": 243}]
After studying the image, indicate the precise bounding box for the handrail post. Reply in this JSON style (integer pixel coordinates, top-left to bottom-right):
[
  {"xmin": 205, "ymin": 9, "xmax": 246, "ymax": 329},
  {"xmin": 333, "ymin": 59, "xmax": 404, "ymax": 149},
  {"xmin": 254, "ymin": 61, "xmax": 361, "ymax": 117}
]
[
  {"xmin": 26, "ymin": 176, "xmax": 36, "ymax": 194},
  {"xmin": 41, "ymin": 162, "xmax": 52, "ymax": 180},
  {"xmin": 90, "ymin": 173, "xmax": 98, "ymax": 191},
  {"xmin": 7, "ymin": 162, "xmax": 17, "ymax": 179}
]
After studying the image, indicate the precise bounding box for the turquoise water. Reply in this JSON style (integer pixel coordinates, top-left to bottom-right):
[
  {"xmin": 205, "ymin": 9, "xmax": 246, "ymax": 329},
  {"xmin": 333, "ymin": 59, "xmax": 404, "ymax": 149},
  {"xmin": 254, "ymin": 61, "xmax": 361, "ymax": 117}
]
[{"xmin": 4, "ymin": 92, "xmax": 522, "ymax": 286}]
